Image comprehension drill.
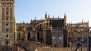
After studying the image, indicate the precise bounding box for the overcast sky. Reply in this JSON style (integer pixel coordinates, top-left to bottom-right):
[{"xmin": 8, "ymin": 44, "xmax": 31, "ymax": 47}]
[{"xmin": 15, "ymin": 0, "xmax": 91, "ymax": 26}]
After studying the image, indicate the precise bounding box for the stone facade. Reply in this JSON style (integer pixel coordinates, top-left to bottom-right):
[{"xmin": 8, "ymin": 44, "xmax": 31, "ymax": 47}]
[
  {"xmin": 16, "ymin": 13, "xmax": 68, "ymax": 47},
  {"xmin": 67, "ymin": 21, "xmax": 90, "ymax": 47},
  {"xmin": 0, "ymin": 0, "xmax": 90, "ymax": 51},
  {"xmin": 16, "ymin": 23, "xmax": 30, "ymax": 41},
  {"xmin": 0, "ymin": 0, "xmax": 15, "ymax": 51}
]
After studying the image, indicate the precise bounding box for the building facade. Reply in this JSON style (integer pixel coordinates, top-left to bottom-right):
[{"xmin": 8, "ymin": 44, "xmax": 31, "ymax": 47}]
[
  {"xmin": 0, "ymin": 0, "xmax": 15, "ymax": 51},
  {"xmin": 16, "ymin": 13, "xmax": 68, "ymax": 47},
  {"xmin": 67, "ymin": 21, "xmax": 90, "ymax": 47}
]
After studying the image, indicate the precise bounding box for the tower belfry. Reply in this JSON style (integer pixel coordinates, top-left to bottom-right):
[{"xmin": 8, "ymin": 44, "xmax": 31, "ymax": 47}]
[{"xmin": 0, "ymin": 0, "xmax": 15, "ymax": 51}]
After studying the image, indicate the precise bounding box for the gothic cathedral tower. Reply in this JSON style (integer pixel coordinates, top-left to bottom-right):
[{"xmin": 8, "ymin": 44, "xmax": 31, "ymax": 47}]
[{"xmin": 0, "ymin": 0, "xmax": 15, "ymax": 51}]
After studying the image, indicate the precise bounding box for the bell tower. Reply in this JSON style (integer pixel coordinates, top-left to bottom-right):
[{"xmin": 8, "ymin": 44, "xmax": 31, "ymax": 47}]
[{"xmin": 0, "ymin": 0, "xmax": 15, "ymax": 51}]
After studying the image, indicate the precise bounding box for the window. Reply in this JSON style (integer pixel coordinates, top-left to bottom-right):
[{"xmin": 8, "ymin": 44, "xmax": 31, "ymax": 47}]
[
  {"xmin": 5, "ymin": 39, "xmax": 9, "ymax": 45},
  {"xmin": 6, "ymin": 18, "xmax": 8, "ymax": 20},
  {"xmin": 6, "ymin": 35, "xmax": 8, "ymax": 37},
  {"xmin": 6, "ymin": 24, "xmax": 8, "ymax": 26},
  {"xmin": 6, "ymin": 12, "xmax": 8, "ymax": 15},
  {"xmin": 6, "ymin": 30, "xmax": 8, "ymax": 32}
]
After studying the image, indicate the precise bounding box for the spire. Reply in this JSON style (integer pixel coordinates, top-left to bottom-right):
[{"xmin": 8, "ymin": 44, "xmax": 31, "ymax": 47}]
[
  {"xmin": 71, "ymin": 22, "xmax": 72, "ymax": 26},
  {"xmin": 35, "ymin": 16, "xmax": 36, "ymax": 20},
  {"xmin": 53, "ymin": 15, "xmax": 54, "ymax": 18},
  {"xmin": 27, "ymin": 21, "xmax": 28, "ymax": 25},
  {"xmin": 48, "ymin": 14, "xmax": 50, "ymax": 18},
  {"xmin": 31, "ymin": 19, "xmax": 32, "ymax": 22},
  {"xmin": 30, "ymin": 19, "xmax": 32, "ymax": 24},
  {"xmin": 64, "ymin": 12, "xmax": 66, "ymax": 17},
  {"xmin": 64, "ymin": 12, "xmax": 67, "ymax": 26},
  {"xmin": 87, "ymin": 20, "xmax": 89, "ymax": 27},
  {"xmin": 58, "ymin": 15, "xmax": 59, "ymax": 18},
  {"xmin": 45, "ymin": 12, "xmax": 47, "ymax": 18},
  {"xmin": 20, "ymin": 21, "xmax": 22, "ymax": 24},
  {"xmin": 23, "ymin": 21, "xmax": 25, "ymax": 24},
  {"xmin": 82, "ymin": 19, "xmax": 83, "ymax": 23}
]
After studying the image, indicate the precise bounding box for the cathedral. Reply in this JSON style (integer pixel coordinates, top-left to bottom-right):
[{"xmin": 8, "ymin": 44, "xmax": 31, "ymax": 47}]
[{"xmin": 16, "ymin": 13, "xmax": 68, "ymax": 47}]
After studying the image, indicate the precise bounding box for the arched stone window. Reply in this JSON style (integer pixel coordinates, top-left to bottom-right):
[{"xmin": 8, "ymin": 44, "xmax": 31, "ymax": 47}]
[
  {"xmin": 27, "ymin": 32, "xmax": 30, "ymax": 40},
  {"xmin": 17, "ymin": 32, "xmax": 20, "ymax": 40}
]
